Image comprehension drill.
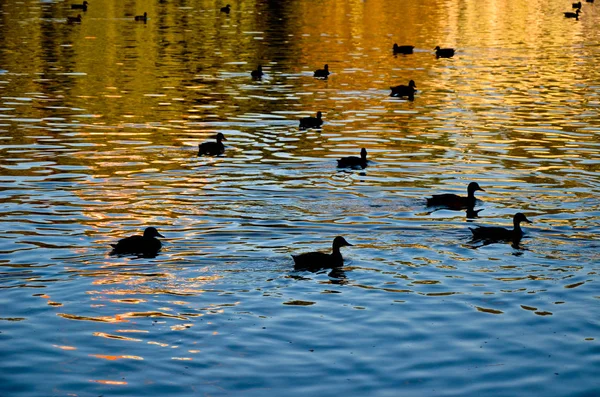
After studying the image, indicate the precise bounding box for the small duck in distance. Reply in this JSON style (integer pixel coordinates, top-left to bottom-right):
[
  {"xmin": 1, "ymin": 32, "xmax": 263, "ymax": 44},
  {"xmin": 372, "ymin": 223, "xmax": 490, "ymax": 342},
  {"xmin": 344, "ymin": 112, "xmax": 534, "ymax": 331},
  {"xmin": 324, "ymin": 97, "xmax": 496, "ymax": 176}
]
[
  {"xmin": 314, "ymin": 64, "xmax": 330, "ymax": 78},
  {"xmin": 292, "ymin": 236, "xmax": 353, "ymax": 271},
  {"xmin": 251, "ymin": 65, "xmax": 264, "ymax": 79},
  {"xmin": 198, "ymin": 132, "xmax": 226, "ymax": 156},
  {"xmin": 110, "ymin": 227, "xmax": 164, "ymax": 257},
  {"xmin": 71, "ymin": 1, "xmax": 88, "ymax": 10},
  {"xmin": 299, "ymin": 111, "xmax": 323, "ymax": 129},
  {"xmin": 390, "ymin": 80, "xmax": 417, "ymax": 100},
  {"xmin": 586, "ymin": 0, "xmax": 593, "ymax": 4},
  {"xmin": 564, "ymin": 9, "xmax": 580, "ymax": 19},
  {"xmin": 572, "ymin": 1, "xmax": 582, "ymax": 9},
  {"xmin": 337, "ymin": 148, "xmax": 368, "ymax": 169},
  {"xmin": 470, "ymin": 213, "xmax": 532, "ymax": 242},
  {"xmin": 435, "ymin": 46, "xmax": 455, "ymax": 58},
  {"xmin": 393, "ymin": 44, "xmax": 414, "ymax": 55},
  {"xmin": 67, "ymin": 14, "xmax": 82, "ymax": 23},
  {"xmin": 220, "ymin": 4, "xmax": 231, "ymax": 13},
  {"xmin": 135, "ymin": 12, "xmax": 147, "ymax": 21},
  {"xmin": 427, "ymin": 182, "xmax": 484, "ymax": 209}
]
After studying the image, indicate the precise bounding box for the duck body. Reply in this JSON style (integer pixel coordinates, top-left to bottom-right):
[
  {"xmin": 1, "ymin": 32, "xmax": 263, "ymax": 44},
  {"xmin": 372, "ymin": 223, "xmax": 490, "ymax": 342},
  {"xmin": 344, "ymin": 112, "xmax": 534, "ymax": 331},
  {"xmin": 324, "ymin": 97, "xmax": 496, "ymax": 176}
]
[
  {"xmin": 337, "ymin": 148, "xmax": 368, "ymax": 169},
  {"xmin": 198, "ymin": 132, "xmax": 226, "ymax": 156},
  {"xmin": 292, "ymin": 236, "xmax": 353, "ymax": 271},
  {"xmin": 135, "ymin": 12, "xmax": 147, "ymax": 21},
  {"xmin": 564, "ymin": 9, "xmax": 580, "ymax": 19},
  {"xmin": 110, "ymin": 227, "xmax": 164, "ymax": 256},
  {"xmin": 393, "ymin": 44, "xmax": 414, "ymax": 55},
  {"xmin": 251, "ymin": 65, "xmax": 263, "ymax": 79},
  {"xmin": 390, "ymin": 80, "xmax": 417, "ymax": 100},
  {"xmin": 572, "ymin": 1, "xmax": 582, "ymax": 9},
  {"xmin": 220, "ymin": 4, "xmax": 231, "ymax": 13},
  {"xmin": 299, "ymin": 111, "xmax": 323, "ymax": 129},
  {"xmin": 314, "ymin": 64, "xmax": 330, "ymax": 78},
  {"xmin": 71, "ymin": 1, "xmax": 88, "ymax": 10},
  {"xmin": 470, "ymin": 213, "xmax": 532, "ymax": 241},
  {"xmin": 586, "ymin": 0, "xmax": 593, "ymax": 4},
  {"xmin": 435, "ymin": 46, "xmax": 455, "ymax": 58},
  {"xmin": 67, "ymin": 14, "xmax": 82, "ymax": 23},
  {"xmin": 427, "ymin": 182, "xmax": 484, "ymax": 209}
]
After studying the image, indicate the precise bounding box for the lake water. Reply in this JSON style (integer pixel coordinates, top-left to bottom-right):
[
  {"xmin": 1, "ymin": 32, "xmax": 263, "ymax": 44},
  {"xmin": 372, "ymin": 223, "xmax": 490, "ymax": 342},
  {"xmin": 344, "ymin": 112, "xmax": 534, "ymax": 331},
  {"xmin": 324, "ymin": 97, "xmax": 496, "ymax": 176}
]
[{"xmin": 1, "ymin": 0, "xmax": 599, "ymax": 395}]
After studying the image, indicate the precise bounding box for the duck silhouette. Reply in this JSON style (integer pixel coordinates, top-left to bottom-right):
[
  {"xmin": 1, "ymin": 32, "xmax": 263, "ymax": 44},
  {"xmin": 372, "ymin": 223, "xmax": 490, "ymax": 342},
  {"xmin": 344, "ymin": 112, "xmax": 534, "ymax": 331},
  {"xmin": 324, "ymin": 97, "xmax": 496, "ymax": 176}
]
[
  {"xmin": 292, "ymin": 236, "xmax": 353, "ymax": 271},
  {"xmin": 435, "ymin": 46, "xmax": 455, "ymax": 58},
  {"xmin": 110, "ymin": 227, "xmax": 164, "ymax": 256},
  {"xmin": 470, "ymin": 213, "xmax": 532, "ymax": 242},
  {"xmin": 299, "ymin": 111, "xmax": 323, "ymax": 129},
  {"xmin": 337, "ymin": 148, "xmax": 368, "ymax": 169},
  {"xmin": 586, "ymin": 0, "xmax": 593, "ymax": 3},
  {"xmin": 251, "ymin": 65, "xmax": 264, "ymax": 79},
  {"xmin": 71, "ymin": 1, "xmax": 88, "ymax": 10},
  {"xmin": 220, "ymin": 4, "xmax": 231, "ymax": 13},
  {"xmin": 135, "ymin": 12, "xmax": 147, "ymax": 21},
  {"xmin": 564, "ymin": 9, "xmax": 580, "ymax": 19},
  {"xmin": 393, "ymin": 44, "xmax": 414, "ymax": 55},
  {"xmin": 67, "ymin": 14, "xmax": 82, "ymax": 23},
  {"xmin": 427, "ymin": 182, "xmax": 484, "ymax": 209},
  {"xmin": 572, "ymin": 1, "xmax": 582, "ymax": 9},
  {"xmin": 314, "ymin": 64, "xmax": 330, "ymax": 78},
  {"xmin": 390, "ymin": 80, "xmax": 417, "ymax": 100},
  {"xmin": 198, "ymin": 132, "xmax": 226, "ymax": 156}
]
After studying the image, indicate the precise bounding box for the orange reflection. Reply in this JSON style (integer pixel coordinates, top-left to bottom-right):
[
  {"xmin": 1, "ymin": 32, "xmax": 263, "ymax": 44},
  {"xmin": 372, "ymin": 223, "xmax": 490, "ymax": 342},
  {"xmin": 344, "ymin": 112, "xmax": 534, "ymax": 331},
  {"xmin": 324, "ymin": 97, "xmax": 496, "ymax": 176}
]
[{"xmin": 90, "ymin": 354, "xmax": 143, "ymax": 361}]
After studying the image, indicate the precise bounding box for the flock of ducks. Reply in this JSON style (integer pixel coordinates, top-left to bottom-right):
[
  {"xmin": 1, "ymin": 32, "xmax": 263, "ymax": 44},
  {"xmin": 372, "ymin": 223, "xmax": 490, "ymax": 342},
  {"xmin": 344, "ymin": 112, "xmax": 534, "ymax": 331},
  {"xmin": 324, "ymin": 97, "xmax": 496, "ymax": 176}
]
[
  {"xmin": 67, "ymin": 2, "xmax": 149, "ymax": 23},
  {"xmin": 564, "ymin": 0, "xmax": 594, "ymax": 20}
]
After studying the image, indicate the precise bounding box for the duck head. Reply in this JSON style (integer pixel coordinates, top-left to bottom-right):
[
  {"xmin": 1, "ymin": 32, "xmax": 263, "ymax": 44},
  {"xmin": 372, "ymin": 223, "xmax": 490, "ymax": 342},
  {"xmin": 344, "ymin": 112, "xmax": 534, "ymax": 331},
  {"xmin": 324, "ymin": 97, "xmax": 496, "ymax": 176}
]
[
  {"xmin": 467, "ymin": 182, "xmax": 484, "ymax": 194},
  {"xmin": 333, "ymin": 236, "xmax": 353, "ymax": 249},
  {"xmin": 360, "ymin": 148, "xmax": 367, "ymax": 160},
  {"xmin": 143, "ymin": 227, "xmax": 164, "ymax": 238},
  {"xmin": 316, "ymin": 111, "xmax": 322, "ymax": 119},
  {"xmin": 513, "ymin": 213, "xmax": 532, "ymax": 226},
  {"xmin": 408, "ymin": 80, "xmax": 416, "ymax": 88},
  {"xmin": 215, "ymin": 132, "xmax": 226, "ymax": 142}
]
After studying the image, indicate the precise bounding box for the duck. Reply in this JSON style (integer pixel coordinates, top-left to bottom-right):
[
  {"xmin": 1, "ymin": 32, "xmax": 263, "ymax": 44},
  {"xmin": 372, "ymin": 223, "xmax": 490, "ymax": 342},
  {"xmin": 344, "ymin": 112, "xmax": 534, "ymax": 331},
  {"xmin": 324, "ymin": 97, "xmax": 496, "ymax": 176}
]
[
  {"xmin": 314, "ymin": 64, "xmax": 330, "ymax": 78},
  {"xmin": 251, "ymin": 65, "xmax": 264, "ymax": 79},
  {"xmin": 71, "ymin": 1, "xmax": 88, "ymax": 10},
  {"xmin": 393, "ymin": 44, "xmax": 414, "ymax": 55},
  {"xmin": 337, "ymin": 148, "xmax": 368, "ymax": 169},
  {"xmin": 299, "ymin": 111, "xmax": 323, "ymax": 129},
  {"xmin": 427, "ymin": 182, "xmax": 484, "ymax": 209},
  {"xmin": 67, "ymin": 14, "xmax": 82, "ymax": 23},
  {"xmin": 435, "ymin": 46, "xmax": 455, "ymax": 58},
  {"xmin": 470, "ymin": 213, "xmax": 532, "ymax": 241},
  {"xmin": 110, "ymin": 227, "xmax": 164, "ymax": 256},
  {"xmin": 586, "ymin": 0, "xmax": 593, "ymax": 3},
  {"xmin": 198, "ymin": 132, "xmax": 226, "ymax": 156},
  {"xmin": 220, "ymin": 4, "xmax": 231, "ymax": 13},
  {"xmin": 572, "ymin": 1, "xmax": 582, "ymax": 9},
  {"xmin": 292, "ymin": 236, "xmax": 353, "ymax": 271},
  {"xmin": 135, "ymin": 12, "xmax": 147, "ymax": 21},
  {"xmin": 564, "ymin": 9, "xmax": 580, "ymax": 19},
  {"xmin": 390, "ymin": 80, "xmax": 417, "ymax": 100}
]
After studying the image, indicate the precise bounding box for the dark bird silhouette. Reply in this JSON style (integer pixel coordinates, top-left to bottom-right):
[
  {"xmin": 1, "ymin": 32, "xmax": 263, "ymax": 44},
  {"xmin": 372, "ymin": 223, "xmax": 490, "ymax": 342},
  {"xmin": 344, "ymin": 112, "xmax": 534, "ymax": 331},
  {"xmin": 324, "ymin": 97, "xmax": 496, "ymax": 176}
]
[
  {"xmin": 586, "ymin": 0, "xmax": 594, "ymax": 4},
  {"xmin": 299, "ymin": 111, "xmax": 323, "ymax": 129},
  {"xmin": 71, "ymin": 1, "xmax": 88, "ymax": 10},
  {"xmin": 251, "ymin": 65, "xmax": 264, "ymax": 79},
  {"xmin": 427, "ymin": 182, "xmax": 484, "ymax": 209},
  {"xmin": 135, "ymin": 12, "xmax": 147, "ymax": 21},
  {"xmin": 314, "ymin": 64, "xmax": 330, "ymax": 78},
  {"xmin": 572, "ymin": 2, "xmax": 582, "ymax": 9},
  {"xmin": 390, "ymin": 80, "xmax": 417, "ymax": 100},
  {"xmin": 292, "ymin": 236, "xmax": 353, "ymax": 271},
  {"xmin": 67, "ymin": 14, "xmax": 82, "ymax": 23},
  {"xmin": 393, "ymin": 44, "xmax": 414, "ymax": 55},
  {"xmin": 110, "ymin": 227, "xmax": 164, "ymax": 256},
  {"xmin": 198, "ymin": 133, "xmax": 226, "ymax": 156},
  {"xmin": 470, "ymin": 213, "xmax": 532, "ymax": 242},
  {"xmin": 220, "ymin": 4, "xmax": 231, "ymax": 13},
  {"xmin": 337, "ymin": 148, "xmax": 368, "ymax": 169},
  {"xmin": 435, "ymin": 46, "xmax": 455, "ymax": 58},
  {"xmin": 564, "ymin": 9, "xmax": 580, "ymax": 19}
]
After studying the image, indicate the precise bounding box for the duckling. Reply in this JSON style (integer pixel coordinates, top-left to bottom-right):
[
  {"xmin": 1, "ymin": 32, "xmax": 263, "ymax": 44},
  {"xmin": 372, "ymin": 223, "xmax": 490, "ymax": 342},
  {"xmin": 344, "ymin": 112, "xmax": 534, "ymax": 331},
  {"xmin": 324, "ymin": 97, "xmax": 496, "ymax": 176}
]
[
  {"xmin": 299, "ymin": 111, "xmax": 323, "ymax": 129},
  {"xmin": 427, "ymin": 182, "xmax": 484, "ymax": 209},
  {"xmin": 314, "ymin": 64, "xmax": 330, "ymax": 78},
  {"xmin": 572, "ymin": 1, "xmax": 582, "ymax": 9},
  {"xmin": 393, "ymin": 44, "xmax": 414, "ymax": 55},
  {"xmin": 435, "ymin": 46, "xmax": 455, "ymax": 58},
  {"xmin": 251, "ymin": 65, "xmax": 264, "ymax": 79},
  {"xmin": 292, "ymin": 236, "xmax": 353, "ymax": 271},
  {"xmin": 71, "ymin": 1, "xmax": 88, "ymax": 10},
  {"xmin": 67, "ymin": 14, "xmax": 82, "ymax": 23},
  {"xmin": 110, "ymin": 227, "xmax": 164, "ymax": 256},
  {"xmin": 135, "ymin": 12, "xmax": 147, "ymax": 21},
  {"xmin": 390, "ymin": 80, "xmax": 417, "ymax": 100},
  {"xmin": 470, "ymin": 213, "xmax": 532, "ymax": 241},
  {"xmin": 220, "ymin": 4, "xmax": 231, "ymax": 13},
  {"xmin": 337, "ymin": 148, "xmax": 368, "ymax": 169},
  {"xmin": 198, "ymin": 132, "xmax": 226, "ymax": 156},
  {"xmin": 564, "ymin": 9, "xmax": 580, "ymax": 19}
]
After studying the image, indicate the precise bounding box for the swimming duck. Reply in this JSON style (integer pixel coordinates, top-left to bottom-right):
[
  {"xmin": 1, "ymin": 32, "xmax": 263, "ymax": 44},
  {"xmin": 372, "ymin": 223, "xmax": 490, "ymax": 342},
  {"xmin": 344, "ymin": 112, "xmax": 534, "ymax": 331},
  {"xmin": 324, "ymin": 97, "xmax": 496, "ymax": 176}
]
[
  {"xmin": 390, "ymin": 80, "xmax": 417, "ymax": 100},
  {"xmin": 67, "ymin": 14, "xmax": 82, "ymax": 23},
  {"xmin": 564, "ymin": 9, "xmax": 580, "ymax": 19},
  {"xmin": 393, "ymin": 44, "xmax": 414, "ymax": 55},
  {"xmin": 71, "ymin": 1, "xmax": 88, "ymax": 10},
  {"xmin": 292, "ymin": 236, "xmax": 353, "ymax": 271},
  {"xmin": 220, "ymin": 4, "xmax": 231, "ymax": 13},
  {"xmin": 427, "ymin": 182, "xmax": 484, "ymax": 209},
  {"xmin": 110, "ymin": 227, "xmax": 164, "ymax": 256},
  {"xmin": 135, "ymin": 12, "xmax": 147, "ymax": 21},
  {"xmin": 586, "ymin": 0, "xmax": 593, "ymax": 3},
  {"xmin": 314, "ymin": 64, "xmax": 330, "ymax": 78},
  {"xmin": 435, "ymin": 46, "xmax": 455, "ymax": 58},
  {"xmin": 572, "ymin": 1, "xmax": 582, "ymax": 9},
  {"xmin": 198, "ymin": 132, "xmax": 226, "ymax": 156},
  {"xmin": 470, "ymin": 213, "xmax": 532, "ymax": 241},
  {"xmin": 337, "ymin": 148, "xmax": 368, "ymax": 169},
  {"xmin": 251, "ymin": 65, "xmax": 264, "ymax": 79},
  {"xmin": 299, "ymin": 111, "xmax": 323, "ymax": 129}
]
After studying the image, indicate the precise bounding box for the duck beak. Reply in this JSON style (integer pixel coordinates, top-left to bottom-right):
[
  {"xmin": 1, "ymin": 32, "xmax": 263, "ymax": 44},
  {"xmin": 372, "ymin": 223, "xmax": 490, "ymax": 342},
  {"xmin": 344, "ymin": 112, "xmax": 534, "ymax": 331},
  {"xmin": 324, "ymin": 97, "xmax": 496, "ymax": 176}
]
[
  {"xmin": 524, "ymin": 218, "xmax": 532, "ymax": 224},
  {"xmin": 345, "ymin": 242, "xmax": 354, "ymax": 247},
  {"xmin": 157, "ymin": 232, "xmax": 165, "ymax": 238}
]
